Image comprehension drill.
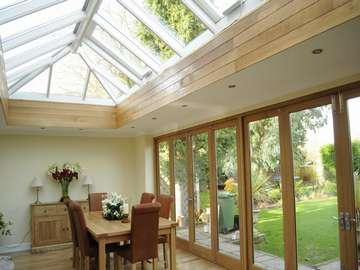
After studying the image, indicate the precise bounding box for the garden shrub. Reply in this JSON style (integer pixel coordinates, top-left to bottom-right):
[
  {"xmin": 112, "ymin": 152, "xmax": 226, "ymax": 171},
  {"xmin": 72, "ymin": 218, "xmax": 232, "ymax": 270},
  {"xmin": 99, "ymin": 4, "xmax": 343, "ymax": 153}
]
[
  {"xmin": 321, "ymin": 141, "xmax": 360, "ymax": 182},
  {"xmin": 268, "ymin": 188, "xmax": 282, "ymax": 203},
  {"xmin": 322, "ymin": 181, "xmax": 337, "ymax": 196}
]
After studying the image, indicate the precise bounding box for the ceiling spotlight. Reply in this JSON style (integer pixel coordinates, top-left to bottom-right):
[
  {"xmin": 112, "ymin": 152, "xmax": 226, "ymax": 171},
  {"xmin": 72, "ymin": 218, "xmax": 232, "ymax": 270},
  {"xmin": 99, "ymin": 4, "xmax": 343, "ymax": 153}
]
[
  {"xmin": 79, "ymin": 128, "xmax": 85, "ymax": 131},
  {"xmin": 228, "ymin": 84, "xmax": 236, "ymax": 88},
  {"xmin": 312, "ymin": 48, "xmax": 323, "ymax": 55},
  {"xmin": 130, "ymin": 126, "xmax": 135, "ymax": 129},
  {"xmin": 152, "ymin": 117, "xmax": 157, "ymax": 120},
  {"xmin": 40, "ymin": 127, "xmax": 46, "ymax": 130},
  {"xmin": 181, "ymin": 104, "xmax": 188, "ymax": 108}
]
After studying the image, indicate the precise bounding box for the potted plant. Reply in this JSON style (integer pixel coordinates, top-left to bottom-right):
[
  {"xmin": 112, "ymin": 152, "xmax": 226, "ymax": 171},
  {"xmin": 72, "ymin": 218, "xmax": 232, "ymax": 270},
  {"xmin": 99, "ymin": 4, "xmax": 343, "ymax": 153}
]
[
  {"xmin": 48, "ymin": 163, "xmax": 82, "ymax": 202},
  {"xmin": 0, "ymin": 212, "xmax": 14, "ymax": 270}
]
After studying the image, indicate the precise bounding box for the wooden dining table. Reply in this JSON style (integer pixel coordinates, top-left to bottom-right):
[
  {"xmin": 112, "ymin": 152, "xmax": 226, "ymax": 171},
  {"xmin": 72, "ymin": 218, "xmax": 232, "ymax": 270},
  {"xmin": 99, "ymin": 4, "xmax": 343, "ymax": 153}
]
[{"xmin": 85, "ymin": 212, "xmax": 177, "ymax": 270}]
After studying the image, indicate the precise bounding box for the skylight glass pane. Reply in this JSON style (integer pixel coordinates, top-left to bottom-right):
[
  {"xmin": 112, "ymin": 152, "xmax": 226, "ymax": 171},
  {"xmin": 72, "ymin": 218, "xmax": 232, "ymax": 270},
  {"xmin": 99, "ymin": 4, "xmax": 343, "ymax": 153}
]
[
  {"xmin": 0, "ymin": 0, "xmax": 26, "ymax": 10},
  {"xmin": 4, "ymin": 25, "xmax": 75, "ymax": 59},
  {"xmin": 16, "ymin": 68, "xmax": 49, "ymax": 95},
  {"xmin": 92, "ymin": 26, "xmax": 148, "ymax": 74},
  {"xmin": 86, "ymin": 73, "xmax": 111, "ymax": 100},
  {"xmin": 206, "ymin": 0, "xmax": 241, "ymax": 13},
  {"xmin": 0, "ymin": 1, "xmax": 84, "ymax": 39},
  {"xmin": 50, "ymin": 53, "xmax": 88, "ymax": 97},
  {"xmin": 79, "ymin": 44, "xmax": 135, "ymax": 89},
  {"xmin": 98, "ymin": 0, "xmax": 175, "ymax": 61},
  {"xmin": 134, "ymin": 0, "xmax": 207, "ymax": 45}
]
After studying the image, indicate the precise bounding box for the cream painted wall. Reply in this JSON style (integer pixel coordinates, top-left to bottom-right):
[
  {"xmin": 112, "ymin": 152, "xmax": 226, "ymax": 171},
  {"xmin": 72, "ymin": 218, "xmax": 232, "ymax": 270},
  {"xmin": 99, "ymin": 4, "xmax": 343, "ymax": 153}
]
[
  {"xmin": 0, "ymin": 134, "xmax": 140, "ymax": 248},
  {"xmin": 135, "ymin": 136, "xmax": 155, "ymax": 194}
]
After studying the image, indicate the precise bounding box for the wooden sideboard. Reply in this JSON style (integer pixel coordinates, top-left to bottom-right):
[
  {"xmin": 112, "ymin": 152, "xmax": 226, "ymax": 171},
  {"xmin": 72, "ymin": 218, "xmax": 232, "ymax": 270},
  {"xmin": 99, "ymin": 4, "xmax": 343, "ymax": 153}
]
[{"xmin": 31, "ymin": 200, "xmax": 88, "ymax": 251}]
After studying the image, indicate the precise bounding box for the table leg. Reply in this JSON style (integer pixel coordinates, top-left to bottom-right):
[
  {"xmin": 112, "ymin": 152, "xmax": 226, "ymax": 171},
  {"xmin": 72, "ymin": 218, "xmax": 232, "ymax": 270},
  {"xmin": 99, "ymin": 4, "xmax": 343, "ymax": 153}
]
[
  {"xmin": 169, "ymin": 227, "xmax": 176, "ymax": 270},
  {"xmin": 98, "ymin": 238, "xmax": 106, "ymax": 270}
]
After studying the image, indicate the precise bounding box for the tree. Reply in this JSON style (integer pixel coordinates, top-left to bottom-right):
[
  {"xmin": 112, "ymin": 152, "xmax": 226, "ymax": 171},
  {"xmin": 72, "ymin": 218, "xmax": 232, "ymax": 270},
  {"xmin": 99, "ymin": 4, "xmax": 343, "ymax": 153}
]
[
  {"xmin": 136, "ymin": 0, "xmax": 206, "ymax": 61},
  {"xmin": 250, "ymin": 107, "xmax": 328, "ymax": 207}
]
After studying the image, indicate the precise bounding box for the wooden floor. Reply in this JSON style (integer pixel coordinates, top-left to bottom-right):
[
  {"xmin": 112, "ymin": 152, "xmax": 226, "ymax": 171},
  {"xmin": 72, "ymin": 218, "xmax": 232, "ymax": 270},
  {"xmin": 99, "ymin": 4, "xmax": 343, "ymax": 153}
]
[{"xmin": 10, "ymin": 247, "xmax": 226, "ymax": 270}]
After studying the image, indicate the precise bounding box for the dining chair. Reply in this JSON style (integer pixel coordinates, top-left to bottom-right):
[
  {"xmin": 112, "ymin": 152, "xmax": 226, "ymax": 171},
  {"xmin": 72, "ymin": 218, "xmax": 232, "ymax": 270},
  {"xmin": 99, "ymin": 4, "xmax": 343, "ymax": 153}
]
[
  {"xmin": 140, "ymin": 192, "xmax": 155, "ymax": 204},
  {"xmin": 64, "ymin": 198, "xmax": 79, "ymax": 269},
  {"xmin": 68, "ymin": 200, "xmax": 121, "ymax": 270},
  {"xmin": 156, "ymin": 195, "xmax": 173, "ymax": 269},
  {"xmin": 116, "ymin": 203, "xmax": 161, "ymax": 270},
  {"xmin": 88, "ymin": 192, "xmax": 107, "ymax": 212}
]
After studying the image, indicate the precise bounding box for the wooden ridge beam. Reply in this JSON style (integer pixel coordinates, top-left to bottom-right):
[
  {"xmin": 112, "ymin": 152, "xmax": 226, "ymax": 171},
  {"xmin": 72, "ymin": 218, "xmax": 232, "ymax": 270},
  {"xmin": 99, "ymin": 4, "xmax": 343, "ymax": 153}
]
[{"xmin": 6, "ymin": 100, "xmax": 117, "ymax": 129}]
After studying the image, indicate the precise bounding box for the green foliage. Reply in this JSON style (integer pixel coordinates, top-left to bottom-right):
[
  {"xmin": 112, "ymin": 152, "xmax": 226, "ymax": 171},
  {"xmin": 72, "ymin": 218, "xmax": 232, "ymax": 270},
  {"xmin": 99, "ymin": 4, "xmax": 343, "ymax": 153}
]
[
  {"xmin": 159, "ymin": 141, "xmax": 170, "ymax": 193},
  {"xmin": 320, "ymin": 140, "xmax": 360, "ymax": 182},
  {"xmin": 215, "ymin": 127, "xmax": 237, "ymax": 184},
  {"xmin": 0, "ymin": 212, "xmax": 12, "ymax": 237},
  {"xmin": 136, "ymin": 0, "xmax": 206, "ymax": 61},
  {"xmin": 268, "ymin": 188, "xmax": 281, "ymax": 203}
]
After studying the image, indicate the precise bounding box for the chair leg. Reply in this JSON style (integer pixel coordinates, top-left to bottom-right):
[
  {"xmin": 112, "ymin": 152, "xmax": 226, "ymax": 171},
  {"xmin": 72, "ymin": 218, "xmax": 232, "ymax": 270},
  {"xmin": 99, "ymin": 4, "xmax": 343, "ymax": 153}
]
[
  {"xmin": 84, "ymin": 256, "xmax": 90, "ymax": 270},
  {"xmin": 78, "ymin": 253, "xmax": 83, "ymax": 270},
  {"xmin": 131, "ymin": 263, "xmax": 137, "ymax": 270},
  {"xmin": 72, "ymin": 245, "xmax": 76, "ymax": 268},
  {"xmin": 106, "ymin": 253, "xmax": 111, "ymax": 270},
  {"xmin": 162, "ymin": 243, "xmax": 168, "ymax": 269},
  {"xmin": 152, "ymin": 258, "xmax": 158, "ymax": 270}
]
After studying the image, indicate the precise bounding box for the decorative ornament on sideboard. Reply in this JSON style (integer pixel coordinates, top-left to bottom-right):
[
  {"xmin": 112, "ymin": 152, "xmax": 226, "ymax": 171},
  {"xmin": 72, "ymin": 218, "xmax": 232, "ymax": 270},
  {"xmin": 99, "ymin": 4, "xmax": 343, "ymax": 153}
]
[
  {"xmin": 102, "ymin": 192, "xmax": 129, "ymax": 221},
  {"xmin": 47, "ymin": 162, "xmax": 82, "ymax": 202},
  {"xmin": 31, "ymin": 177, "xmax": 43, "ymax": 204},
  {"xmin": 83, "ymin": 175, "xmax": 93, "ymax": 199}
]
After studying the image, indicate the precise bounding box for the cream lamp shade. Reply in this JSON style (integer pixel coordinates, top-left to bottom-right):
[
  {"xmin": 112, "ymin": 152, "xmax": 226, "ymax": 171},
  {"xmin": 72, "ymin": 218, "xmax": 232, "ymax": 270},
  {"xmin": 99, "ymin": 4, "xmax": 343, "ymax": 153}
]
[
  {"xmin": 83, "ymin": 175, "xmax": 93, "ymax": 186},
  {"xmin": 31, "ymin": 177, "xmax": 43, "ymax": 188}
]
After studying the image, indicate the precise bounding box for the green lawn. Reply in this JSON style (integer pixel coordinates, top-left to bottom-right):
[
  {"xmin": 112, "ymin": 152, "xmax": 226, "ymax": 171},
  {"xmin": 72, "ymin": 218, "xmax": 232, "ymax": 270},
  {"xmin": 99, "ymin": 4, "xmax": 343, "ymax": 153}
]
[{"xmin": 255, "ymin": 197, "xmax": 339, "ymax": 265}]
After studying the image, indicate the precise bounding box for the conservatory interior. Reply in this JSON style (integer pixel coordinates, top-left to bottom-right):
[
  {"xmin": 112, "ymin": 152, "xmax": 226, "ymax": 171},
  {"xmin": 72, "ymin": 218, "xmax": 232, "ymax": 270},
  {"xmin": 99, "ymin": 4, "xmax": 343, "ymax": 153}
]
[{"xmin": 0, "ymin": 0, "xmax": 360, "ymax": 270}]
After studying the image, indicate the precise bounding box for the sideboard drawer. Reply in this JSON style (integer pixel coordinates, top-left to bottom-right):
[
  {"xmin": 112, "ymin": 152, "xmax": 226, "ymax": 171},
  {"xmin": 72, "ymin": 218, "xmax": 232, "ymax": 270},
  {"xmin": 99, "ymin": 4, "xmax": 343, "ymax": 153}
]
[
  {"xmin": 33, "ymin": 206, "xmax": 57, "ymax": 217},
  {"xmin": 56, "ymin": 205, "xmax": 68, "ymax": 215}
]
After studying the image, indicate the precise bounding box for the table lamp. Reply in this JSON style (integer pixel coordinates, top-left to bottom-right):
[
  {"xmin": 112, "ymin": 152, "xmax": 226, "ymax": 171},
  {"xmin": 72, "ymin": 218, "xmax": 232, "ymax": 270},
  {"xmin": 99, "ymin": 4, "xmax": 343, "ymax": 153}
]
[
  {"xmin": 83, "ymin": 175, "xmax": 93, "ymax": 199},
  {"xmin": 31, "ymin": 177, "xmax": 43, "ymax": 204}
]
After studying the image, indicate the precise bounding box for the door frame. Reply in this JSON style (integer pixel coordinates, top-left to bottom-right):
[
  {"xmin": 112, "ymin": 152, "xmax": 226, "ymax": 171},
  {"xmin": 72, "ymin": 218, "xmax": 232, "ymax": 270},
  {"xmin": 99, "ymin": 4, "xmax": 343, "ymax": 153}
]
[{"xmin": 154, "ymin": 81, "xmax": 360, "ymax": 270}]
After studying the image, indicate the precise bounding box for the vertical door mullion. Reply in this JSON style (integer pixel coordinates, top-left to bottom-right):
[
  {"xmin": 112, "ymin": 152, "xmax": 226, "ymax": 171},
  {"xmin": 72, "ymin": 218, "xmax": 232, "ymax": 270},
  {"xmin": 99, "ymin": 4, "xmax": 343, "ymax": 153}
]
[
  {"xmin": 243, "ymin": 118, "xmax": 255, "ymax": 269},
  {"xmin": 154, "ymin": 139, "xmax": 160, "ymax": 195},
  {"xmin": 279, "ymin": 110, "xmax": 298, "ymax": 270},
  {"xmin": 333, "ymin": 93, "xmax": 358, "ymax": 269},
  {"xmin": 209, "ymin": 129, "xmax": 219, "ymax": 257},
  {"xmin": 238, "ymin": 118, "xmax": 249, "ymax": 269},
  {"xmin": 187, "ymin": 134, "xmax": 195, "ymax": 245}
]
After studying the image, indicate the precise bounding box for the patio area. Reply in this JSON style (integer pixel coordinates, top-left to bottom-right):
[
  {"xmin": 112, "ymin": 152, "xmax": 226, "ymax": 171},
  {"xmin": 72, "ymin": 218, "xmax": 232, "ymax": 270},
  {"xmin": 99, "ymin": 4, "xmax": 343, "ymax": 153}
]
[{"xmin": 176, "ymin": 227, "xmax": 340, "ymax": 270}]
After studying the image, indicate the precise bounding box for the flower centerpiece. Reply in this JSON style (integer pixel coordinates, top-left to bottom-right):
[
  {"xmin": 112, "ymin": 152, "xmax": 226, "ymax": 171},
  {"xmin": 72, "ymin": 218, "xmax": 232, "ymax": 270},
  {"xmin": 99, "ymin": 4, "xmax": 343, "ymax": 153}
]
[
  {"xmin": 102, "ymin": 192, "xmax": 125, "ymax": 220},
  {"xmin": 48, "ymin": 163, "xmax": 81, "ymax": 202}
]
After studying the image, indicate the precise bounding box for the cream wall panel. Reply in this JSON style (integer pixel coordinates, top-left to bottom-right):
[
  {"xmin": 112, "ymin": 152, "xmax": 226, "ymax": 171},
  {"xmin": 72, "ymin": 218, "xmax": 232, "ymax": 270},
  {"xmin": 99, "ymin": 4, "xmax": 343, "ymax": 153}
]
[{"xmin": 0, "ymin": 135, "xmax": 138, "ymax": 246}]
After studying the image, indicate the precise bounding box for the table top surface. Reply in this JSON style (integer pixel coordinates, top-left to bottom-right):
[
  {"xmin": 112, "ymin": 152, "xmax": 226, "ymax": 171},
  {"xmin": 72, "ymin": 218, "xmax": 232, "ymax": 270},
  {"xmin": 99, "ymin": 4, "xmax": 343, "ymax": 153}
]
[{"xmin": 85, "ymin": 212, "xmax": 177, "ymax": 238}]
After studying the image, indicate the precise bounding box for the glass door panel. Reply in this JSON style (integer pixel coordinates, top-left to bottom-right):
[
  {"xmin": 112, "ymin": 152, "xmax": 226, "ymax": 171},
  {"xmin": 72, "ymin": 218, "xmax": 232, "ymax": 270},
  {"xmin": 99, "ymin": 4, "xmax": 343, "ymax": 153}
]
[
  {"xmin": 290, "ymin": 104, "xmax": 340, "ymax": 269},
  {"xmin": 192, "ymin": 132, "xmax": 211, "ymax": 248},
  {"xmin": 174, "ymin": 137, "xmax": 189, "ymax": 240},
  {"xmin": 215, "ymin": 127, "xmax": 240, "ymax": 258},
  {"xmin": 249, "ymin": 117, "xmax": 285, "ymax": 270},
  {"xmin": 347, "ymin": 96, "xmax": 360, "ymax": 268},
  {"xmin": 159, "ymin": 141, "xmax": 170, "ymax": 194}
]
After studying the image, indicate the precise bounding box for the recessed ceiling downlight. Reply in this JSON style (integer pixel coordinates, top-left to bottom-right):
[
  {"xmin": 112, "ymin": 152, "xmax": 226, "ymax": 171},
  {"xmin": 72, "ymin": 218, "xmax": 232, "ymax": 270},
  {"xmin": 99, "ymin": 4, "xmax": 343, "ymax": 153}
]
[
  {"xmin": 228, "ymin": 84, "xmax": 236, "ymax": 88},
  {"xmin": 152, "ymin": 117, "xmax": 158, "ymax": 120},
  {"xmin": 312, "ymin": 48, "xmax": 323, "ymax": 55},
  {"xmin": 181, "ymin": 104, "xmax": 188, "ymax": 108}
]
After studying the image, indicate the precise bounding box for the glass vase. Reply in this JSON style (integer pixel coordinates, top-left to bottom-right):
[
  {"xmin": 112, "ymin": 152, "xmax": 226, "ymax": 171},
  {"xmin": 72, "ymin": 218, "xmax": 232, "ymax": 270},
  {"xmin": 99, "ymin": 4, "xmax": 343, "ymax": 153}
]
[{"xmin": 60, "ymin": 181, "xmax": 70, "ymax": 202}]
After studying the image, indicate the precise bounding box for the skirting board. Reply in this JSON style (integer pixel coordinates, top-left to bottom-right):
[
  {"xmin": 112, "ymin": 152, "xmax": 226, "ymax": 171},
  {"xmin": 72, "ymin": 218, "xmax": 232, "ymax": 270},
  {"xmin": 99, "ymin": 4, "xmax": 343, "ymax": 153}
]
[{"xmin": 0, "ymin": 242, "xmax": 31, "ymax": 254}]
